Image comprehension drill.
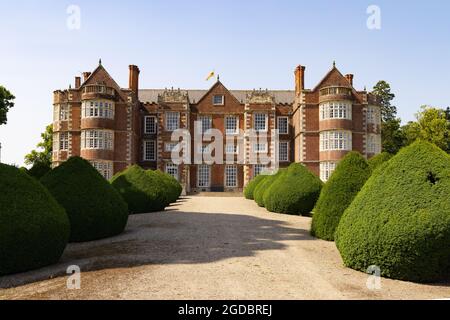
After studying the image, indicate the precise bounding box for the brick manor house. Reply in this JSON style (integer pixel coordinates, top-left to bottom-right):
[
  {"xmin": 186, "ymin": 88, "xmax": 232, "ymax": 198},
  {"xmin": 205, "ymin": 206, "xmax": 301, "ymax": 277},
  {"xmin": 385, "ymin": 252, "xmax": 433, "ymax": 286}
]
[{"xmin": 52, "ymin": 61, "xmax": 382, "ymax": 194}]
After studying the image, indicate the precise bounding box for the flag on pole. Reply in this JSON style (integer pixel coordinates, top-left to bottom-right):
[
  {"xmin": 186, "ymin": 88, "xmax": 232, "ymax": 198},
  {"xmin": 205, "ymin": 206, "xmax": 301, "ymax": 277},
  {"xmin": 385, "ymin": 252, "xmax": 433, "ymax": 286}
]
[{"xmin": 206, "ymin": 71, "xmax": 215, "ymax": 81}]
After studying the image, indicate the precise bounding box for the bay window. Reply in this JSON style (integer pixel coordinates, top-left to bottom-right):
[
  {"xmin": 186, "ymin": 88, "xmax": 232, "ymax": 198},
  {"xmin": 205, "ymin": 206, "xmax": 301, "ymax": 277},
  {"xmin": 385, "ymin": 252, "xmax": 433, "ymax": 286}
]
[{"xmin": 320, "ymin": 131, "xmax": 352, "ymax": 151}]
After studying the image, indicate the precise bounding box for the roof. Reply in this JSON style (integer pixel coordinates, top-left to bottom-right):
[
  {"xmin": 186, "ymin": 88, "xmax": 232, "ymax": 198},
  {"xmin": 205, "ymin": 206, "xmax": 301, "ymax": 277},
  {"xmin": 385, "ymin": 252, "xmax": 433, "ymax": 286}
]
[{"xmin": 139, "ymin": 89, "xmax": 295, "ymax": 105}]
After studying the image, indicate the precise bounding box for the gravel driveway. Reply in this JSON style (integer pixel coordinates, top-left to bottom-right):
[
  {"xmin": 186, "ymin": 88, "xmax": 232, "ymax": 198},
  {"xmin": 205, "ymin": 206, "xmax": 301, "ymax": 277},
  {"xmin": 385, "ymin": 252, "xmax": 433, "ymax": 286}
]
[{"xmin": 0, "ymin": 196, "xmax": 448, "ymax": 300}]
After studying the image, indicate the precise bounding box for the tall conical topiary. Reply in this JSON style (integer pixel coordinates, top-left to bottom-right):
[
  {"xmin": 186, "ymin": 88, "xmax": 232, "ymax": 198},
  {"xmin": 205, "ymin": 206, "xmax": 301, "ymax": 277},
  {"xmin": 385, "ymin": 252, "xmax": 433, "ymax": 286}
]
[
  {"xmin": 0, "ymin": 164, "xmax": 70, "ymax": 275},
  {"xmin": 253, "ymin": 169, "xmax": 286, "ymax": 207},
  {"xmin": 41, "ymin": 157, "xmax": 129, "ymax": 242},
  {"xmin": 336, "ymin": 141, "xmax": 450, "ymax": 282},
  {"xmin": 264, "ymin": 164, "xmax": 323, "ymax": 216},
  {"xmin": 368, "ymin": 152, "xmax": 392, "ymax": 172},
  {"xmin": 153, "ymin": 170, "xmax": 182, "ymax": 203},
  {"xmin": 111, "ymin": 165, "xmax": 167, "ymax": 214},
  {"xmin": 244, "ymin": 174, "xmax": 267, "ymax": 200},
  {"xmin": 311, "ymin": 152, "xmax": 371, "ymax": 241}
]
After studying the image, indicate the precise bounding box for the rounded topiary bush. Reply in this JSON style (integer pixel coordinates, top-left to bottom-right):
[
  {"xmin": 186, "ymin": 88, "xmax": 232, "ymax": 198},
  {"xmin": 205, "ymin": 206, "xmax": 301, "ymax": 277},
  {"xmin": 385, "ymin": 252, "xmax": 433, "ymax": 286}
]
[
  {"xmin": 0, "ymin": 164, "xmax": 70, "ymax": 275},
  {"xmin": 264, "ymin": 164, "xmax": 323, "ymax": 216},
  {"xmin": 335, "ymin": 141, "xmax": 450, "ymax": 283},
  {"xmin": 153, "ymin": 170, "xmax": 182, "ymax": 203},
  {"xmin": 41, "ymin": 157, "xmax": 129, "ymax": 242},
  {"xmin": 25, "ymin": 162, "xmax": 52, "ymax": 180},
  {"xmin": 253, "ymin": 169, "xmax": 286, "ymax": 207},
  {"xmin": 311, "ymin": 152, "xmax": 371, "ymax": 241},
  {"xmin": 111, "ymin": 165, "xmax": 167, "ymax": 214},
  {"xmin": 368, "ymin": 152, "xmax": 392, "ymax": 172},
  {"xmin": 244, "ymin": 175, "xmax": 267, "ymax": 200}
]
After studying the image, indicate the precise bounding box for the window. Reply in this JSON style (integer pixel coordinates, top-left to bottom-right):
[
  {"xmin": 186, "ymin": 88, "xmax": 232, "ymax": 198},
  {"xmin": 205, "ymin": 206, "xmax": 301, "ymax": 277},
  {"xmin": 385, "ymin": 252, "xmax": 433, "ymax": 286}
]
[
  {"xmin": 166, "ymin": 112, "xmax": 180, "ymax": 131},
  {"xmin": 166, "ymin": 163, "xmax": 179, "ymax": 181},
  {"xmin": 199, "ymin": 115, "xmax": 212, "ymax": 133},
  {"xmin": 143, "ymin": 140, "xmax": 156, "ymax": 161},
  {"xmin": 277, "ymin": 117, "xmax": 289, "ymax": 134},
  {"xmin": 197, "ymin": 165, "xmax": 210, "ymax": 187},
  {"xmin": 54, "ymin": 104, "xmax": 69, "ymax": 121},
  {"xmin": 320, "ymin": 162, "xmax": 337, "ymax": 182},
  {"xmin": 320, "ymin": 131, "xmax": 352, "ymax": 151},
  {"xmin": 213, "ymin": 95, "xmax": 224, "ymax": 105},
  {"xmin": 165, "ymin": 142, "xmax": 179, "ymax": 152},
  {"xmin": 367, "ymin": 106, "xmax": 381, "ymax": 125},
  {"xmin": 279, "ymin": 141, "xmax": 289, "ymax": 162},
  {"xmin": 367, "ymin": 134, "xmax": 381, "ymax": 154},
  {"xmin": 319, "ymin": 102, "xmax": 352, "ymax": 120},
  {"xmin": 81, "ymin": 100, "xmax": 114, "ymax": 119},
  {"xmin": 144, "ymin": 116, "xmax": 157, "ymax": 134},
  {"xmin": 254, "ymin": 164, "xmax": 266, "ymax": 177},
  {"xmin": 198, "ymin": 144, "xmax": 212, "ymax": 154},
  {"xmin": 225, "ymin": 143, "xmax": 238, "ymax": 154},
  {"xmin": 81, "ymin": 130, "xmax": 114, "ymax": 150},
  {"xmin": 225, "ymin": 116, "xmax": 239, "ymax": 135},
  {"xmin": 253, "ymin": 143, "xmax": 268, "ymax": 153},
  {"xmin": 90, "ymin": 161, "xmax": 113, "ymax": 180},
  {"xmin": 225, "ymin": 165, "xmax": 238, "ymax": 187},
  {"xmin": 57, "ymin": 132, "xmax": 69, "ymax": 151},
  {"xmin": 254, "ymin": 113, "xmax": 268, "ymax": 132}
]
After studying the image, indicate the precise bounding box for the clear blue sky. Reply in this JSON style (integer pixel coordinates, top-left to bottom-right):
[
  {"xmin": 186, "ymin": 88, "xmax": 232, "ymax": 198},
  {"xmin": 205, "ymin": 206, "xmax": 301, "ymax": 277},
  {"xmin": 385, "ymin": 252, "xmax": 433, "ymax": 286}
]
[{"xmin": 1, "ymin": 0, "xmax": 449, "ymax": 166}]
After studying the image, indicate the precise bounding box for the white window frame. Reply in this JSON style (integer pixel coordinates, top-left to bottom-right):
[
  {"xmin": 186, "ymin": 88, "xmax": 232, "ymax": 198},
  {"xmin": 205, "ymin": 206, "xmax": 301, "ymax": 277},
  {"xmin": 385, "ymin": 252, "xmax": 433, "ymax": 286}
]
[
  {"xmin": 320, "ymin": 162, "xmax": 337, "ymax": 182},
  {"xmin": 165, "ymin": 142, "xmax": 180, "ymax": 152},
  {"xmin": 213, "ymin": 95, "xmax": 224, "ymax": 106},
  {"xmin": 143, "ymin": 140, "xmax": 156, "ymax": 161},
  {"xmin": 165, "ymin": 112, "xmax": 180, "ymax": 131},
  {"xmin": 165, "ymin": 163, "xmax": 179, "ymax": 181},
  {"xmin": 279, "ymin": 141, "xmax": 289, "ymax": 162},
  {"xmin": 197, "ymin": 164, "xmax": 211, "ymax": 188},
  {"xmin": 367, "ymin": 134, "xmax": 381, "ymax": 154},
  {"xmin": 319, "ymin": 101, "xmax": 352, "ymax": 121},
  {"xmin": 277, "ymin": 116, "xmax": 289, "ymax": 135},
  {"xmin": 254, "ymin": 164, "xmax": 266, "ymax": 177},
  {"xmin": 199, "ymin": 115, "xmax": 212, "ymax": 133},
  {"xmin": 81, "ymin": 100, "xmax": 115, "ymax": 120},
  {"xmin": 225, "ymin": 115, "xmax": 239, "ymax": 135},
  {"xmin": 81, "ymin": 130, "xmax": 114, "ymax": 150},
  {"xmin": 225, "ymin": 165, "xmax": 238, "ymax": 188},
  {"xmin": 253, "ymin": 142, "xmax": 268, "ymax": 153},
  {"xmin": 225, "ymin": 143, "xmax": 239, "ymax": 155},
  {"xmin": 254, "ymin": 113, "xmax": 268, "ymax": 132},
  {"xmin": 367, "ymin": 106, "xmax": 381, "ymax": 125},
  {"xmin": 320, "ymin": 131, "xmax": 352, "ymax": 151},
  {"xmin": 57, "ymin": 132, "xmax": 69, "ymax": 151},
  {"xmin": 144, "ymin": 116, "xmax": 157, "ymax": 134},
  {"xmin": 90, "ymin": 161, "xmax": 113, "ymax": 180}
]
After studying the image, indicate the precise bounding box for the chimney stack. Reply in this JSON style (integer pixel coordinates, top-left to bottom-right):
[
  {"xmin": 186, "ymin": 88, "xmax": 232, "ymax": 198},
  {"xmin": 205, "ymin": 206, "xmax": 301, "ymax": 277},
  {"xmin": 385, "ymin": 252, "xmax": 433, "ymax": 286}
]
[
  {"xmin": 75, "ymin": 76, "xmax": 81, "ymax": 89},
  {"xmin": 82, "ymin": 72, "xmax": 91, "ymax": 82},
  {"xmin": 295, "ymin": 65, "xmax": 306, "ymax": 96},
  {"xmin": 345, "ymin": 74, "xmax": 354, "ymax": 86},
  {"xmin": 129, "ymin": 65, "xmax": 140, "ymax": 94}
]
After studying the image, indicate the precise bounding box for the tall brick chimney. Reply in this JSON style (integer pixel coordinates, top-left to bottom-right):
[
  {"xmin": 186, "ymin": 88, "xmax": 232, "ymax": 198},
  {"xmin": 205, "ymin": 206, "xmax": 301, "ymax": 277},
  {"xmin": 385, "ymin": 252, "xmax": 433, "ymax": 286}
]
[
  {"xmin": 75, "ymin": 76, "xmax": 81, "ymax": 89},
  {"xmin": 129, "ymin": 65, "xmax": 140, "ymax": 94},
  {"xmin": 295, "ymin": 65, "xmax": 306, "ymax": 96},
  {"xmin": 345, "ymin": 74, "xmax": 354, "ymax": 86},
  {"xmin": 82, "ymin": 72, "xmax": 91, "ymax": 82}
]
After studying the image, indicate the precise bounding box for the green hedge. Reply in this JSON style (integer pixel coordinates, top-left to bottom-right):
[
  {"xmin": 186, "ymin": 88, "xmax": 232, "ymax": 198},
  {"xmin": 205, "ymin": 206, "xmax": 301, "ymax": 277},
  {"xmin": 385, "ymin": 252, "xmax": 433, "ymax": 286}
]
[
  {"xmin": 253, "ymin": 169, "xmax": 286, "ymax": 207},
  {"xmin": 0, "ymin": 164, "xmax": 70, "ymax": 275},
  {"xmin": 264, "ymin": 164, "xmax": 323, "ymax": 216},
  {"xmin": 111, "ymin": 165, "xmax": 167, "ymax": 214},
  {"xmin": 41, "ymin": 157, "xmax": 129, "ymax": 242},
  {"xmin": 368, "ymin": 152, "xmax": 392, "ymax": 172},
  {"xmin": 311, "ymin": 152, "xmax": 371, "ymax": 241},
  {"xmin": 335, "ymin": 141, "xmax": 450, "ymax": 282},
  {"xmin": 244, "ymin": 175, "xmax": 267, "ymax": 200},
  {"xmin": 27, "ymin": 163, "xmax": 52, "ymax": 179},
  {"xmin": 153, "ymin": 170, "xmax": 182, "ymax": 203}
]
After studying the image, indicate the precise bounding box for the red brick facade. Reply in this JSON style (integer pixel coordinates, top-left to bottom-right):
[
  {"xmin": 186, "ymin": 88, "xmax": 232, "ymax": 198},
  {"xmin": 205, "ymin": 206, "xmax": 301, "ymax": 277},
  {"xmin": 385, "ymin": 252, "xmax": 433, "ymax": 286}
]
[{"xmin": 52, "ymin": 62, "xmax": 381, "ymax": 193}]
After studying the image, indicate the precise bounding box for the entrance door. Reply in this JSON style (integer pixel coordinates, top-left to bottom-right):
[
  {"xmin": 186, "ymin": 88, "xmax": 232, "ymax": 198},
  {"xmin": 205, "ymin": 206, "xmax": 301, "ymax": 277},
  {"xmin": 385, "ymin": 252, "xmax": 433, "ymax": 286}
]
[{"xmin": 197, "ymin": 165, "xmax": 210, "ymax": 188}]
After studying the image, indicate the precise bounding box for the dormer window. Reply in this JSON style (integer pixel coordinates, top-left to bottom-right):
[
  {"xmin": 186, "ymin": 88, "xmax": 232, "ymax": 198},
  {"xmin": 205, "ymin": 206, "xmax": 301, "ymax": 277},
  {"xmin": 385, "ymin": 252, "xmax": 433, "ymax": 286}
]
[{"xmin": 213, "ymin": 95, "xmax": 224, "ymax": 105}]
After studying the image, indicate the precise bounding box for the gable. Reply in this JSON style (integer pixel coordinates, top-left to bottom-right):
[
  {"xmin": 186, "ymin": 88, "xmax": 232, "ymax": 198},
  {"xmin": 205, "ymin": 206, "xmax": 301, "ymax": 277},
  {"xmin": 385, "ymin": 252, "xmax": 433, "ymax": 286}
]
[
  {"xmin": 312, "ymin": 67, "xmax": 352, "ymax": 92},
  {"xmin": 81, "ymin": 65, "xmax": 128, "ymax": 101},
  {"xmin": 194, "ymin": 81, "xmax": 244, "ymax": 113}
]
